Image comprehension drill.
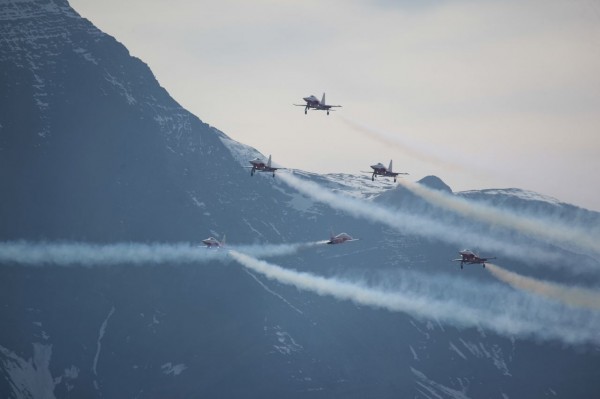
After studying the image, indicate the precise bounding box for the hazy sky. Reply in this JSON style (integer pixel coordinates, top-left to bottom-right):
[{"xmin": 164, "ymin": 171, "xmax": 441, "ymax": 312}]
[{"xmin": 69, "ymin": 0, "xmax": 600, "ymax": 210}]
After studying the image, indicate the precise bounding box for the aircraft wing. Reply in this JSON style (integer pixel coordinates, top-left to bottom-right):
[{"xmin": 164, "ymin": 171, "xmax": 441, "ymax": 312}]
[
  {"xmin": 452, "ymin": 259, "xmax": 464, "ymax": 262},
  {"xmin": 293, "ymin": 104, "xmax": 307, "ymax": 106}
]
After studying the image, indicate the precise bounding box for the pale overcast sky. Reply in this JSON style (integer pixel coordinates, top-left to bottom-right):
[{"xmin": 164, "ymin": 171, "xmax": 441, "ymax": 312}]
[{"xmin": 70, "ymin": 0, "xmax": 600, "ymax": 211}]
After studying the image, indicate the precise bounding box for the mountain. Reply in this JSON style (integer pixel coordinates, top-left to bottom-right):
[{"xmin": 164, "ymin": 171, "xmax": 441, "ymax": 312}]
[
  {"xmin": 1, "ymin": 1, "xmax": 599, "ymax": 398},
  {"xmin": 0, "ymin": 0, "xmax": 280, "ymax": 243}
]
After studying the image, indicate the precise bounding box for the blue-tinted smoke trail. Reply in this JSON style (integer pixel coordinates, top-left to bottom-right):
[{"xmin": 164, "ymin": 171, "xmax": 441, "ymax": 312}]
[
  {"xmin": 278, "ymin": 172, "xmax": 567, "ymax": 265},
  {"xmin": 229, "ymin": 250, "xmax": 600, "ymax": 345},
  {"xmin": 399, "ymin": 180, "xmax": 600, "ymax": 257},
  {"xmin": 0, "ymin": 241, "xmax": 323, "ymax": 267}
]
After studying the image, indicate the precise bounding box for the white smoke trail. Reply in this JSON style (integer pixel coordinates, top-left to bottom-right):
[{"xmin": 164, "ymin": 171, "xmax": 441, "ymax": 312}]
[
  {"xmin": 340, "ymin": 117, "xmax": 600, "ymax": 252},
  {"xmin": 229, "ymin": 251, "xmax": 600, "ymax": 345},
  {"xmin": 234, "ymin": 241, "xmax": 326, "ymax": 258},
  {"xmin": 0, "ymin": 241, "xmax": 323, "ymax": 267},
  {"xmin": 398, "ymin": 180, "xmax": 600, "ymax": 257},
  {"xmin": 487, "ymin": 263, "xmax": 600, "ymax": 311},
  {"xmin": 0, "ymin": 241, "xmax": 225, "ymax": 266},
  {"xmin": 278, "ymin": 172, "xmax": 568, "ymax": 264},
  {"xmin": 338, "ymin": 116, "xmax": 490, "ymax": 178}
]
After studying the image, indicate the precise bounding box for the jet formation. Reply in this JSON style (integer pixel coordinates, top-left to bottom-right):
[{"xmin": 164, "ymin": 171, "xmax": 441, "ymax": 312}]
[{"xmin": 202, "ymin": 93, "xmax": 490, "ymax": 269}]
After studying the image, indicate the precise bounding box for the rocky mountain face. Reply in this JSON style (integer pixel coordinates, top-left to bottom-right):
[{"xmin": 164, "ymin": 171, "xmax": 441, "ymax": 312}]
[
  {"xmin": 0, "ymin": 0, "xmax": 299, "ymax": 244},
  {"xmin": 1, "ymin": 1, "xmax": 599, "ymax": 398}
]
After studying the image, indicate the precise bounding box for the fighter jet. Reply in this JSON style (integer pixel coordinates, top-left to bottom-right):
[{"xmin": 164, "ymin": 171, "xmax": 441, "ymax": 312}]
[
  {"xmin": 202, "ymin": 235, "xmax": 225, "ymax": 248},
  {"xmin": 326, "ymin": 231, "xmax": 358, "ymax": 245},
  {"xmin": 294, "ymin": 93, "xmax": 342, "ymax": 115},
  {"xmin": 452, "ymin": 249, "xmax": 496, "ymax": 269},
  {"xmin": 365, "ymin": 160, "xmax": 408, "ymax": 182},
  {"xmin": 246, "ymin": 155, "xmax": 281, "ymax": 177}
]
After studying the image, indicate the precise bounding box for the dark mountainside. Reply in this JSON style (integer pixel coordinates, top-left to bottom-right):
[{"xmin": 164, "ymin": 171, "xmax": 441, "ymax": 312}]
[{"xmin": 1, "ymin": 1, "xmax": 599, "ymax": 398}]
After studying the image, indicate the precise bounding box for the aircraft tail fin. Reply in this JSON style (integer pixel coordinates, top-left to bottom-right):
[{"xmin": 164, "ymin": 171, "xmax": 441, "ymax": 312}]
[
  {"xmin": 388, "ymin": 159, "xmax": 393, "ymax": 172},
  {"xmin": 267, "ymin": 155, "xmax": 272, "ymax": 168},
  {"xmin": 321, "ymin": 92, "xmax": 326, "ymax": 105}
]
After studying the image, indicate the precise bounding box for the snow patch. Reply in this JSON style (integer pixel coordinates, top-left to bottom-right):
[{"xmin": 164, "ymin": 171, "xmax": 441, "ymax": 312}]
[
  {"xmin": 161, "ymin": 362, "xmax": 187, "ymax": 376},
  {"xmin": 268, "ymin": 222, "xmax": 283, "ymax": 238},
  {"xmin": 458, "ymin": 339, "xmax": 511, "ymax": 376},
  {"xmin": 409, "ymin": 345, "xmax": 419, "ymax": 361},
  {"xmin": 214, "ymin": 127, "xmax": 263, "ymax": 167},
  {"xmin": 93, "ymin": 306, "xmax": 115, "ymax": 391},
  {"xmin": 449, "ymin": 341, "xmax": 468, "ymax": 360},
  {"xmin": 73, "ymin": 47, "xmax": 98, "ymax": 64},
  {"xmin": 0, "ymin": 343, "xmax": 57, "ymax": 399},
  {"xmin": 411, "ymin": 367, "xmax": 471, "ymax": 399},
  {"xmin": 56, "ymin": 366, "xmax": 79, "ymax": 392},
  {"xmin": 104, "ymin": 72, "xmax": 136, "ymax": 105},
  {"xmin": 277, "ymin": 188, "xmax": 320, "ymax": 214},
  {"xmin": 242, "ymin": 218, "xmax": 264, "ymax": 238},
  {"xmin": 323, "ymin": 172, "xmax": 396, "ymax": 199},
  {"xmin": 188, "ymin": 194, "xmax": 206, "ymax": 209},
  {"xmin": 267, "ymin": 325, "xmax": 303, "ymax": 355}
]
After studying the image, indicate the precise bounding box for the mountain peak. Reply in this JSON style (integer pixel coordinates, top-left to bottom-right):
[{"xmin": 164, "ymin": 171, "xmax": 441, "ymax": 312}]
[
  {"xmin": 0, "ymin": 0, "xmax": 77, "ymax": 20},
  {"xmin": 417, "ymin": 175, "xmax": 452, "ymax": 193}
]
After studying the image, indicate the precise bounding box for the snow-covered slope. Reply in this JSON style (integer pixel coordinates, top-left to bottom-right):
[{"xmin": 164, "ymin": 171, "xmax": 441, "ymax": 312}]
[{"xmin": 459, "ymin": 188, "xmax": 562, "ymax": 206}]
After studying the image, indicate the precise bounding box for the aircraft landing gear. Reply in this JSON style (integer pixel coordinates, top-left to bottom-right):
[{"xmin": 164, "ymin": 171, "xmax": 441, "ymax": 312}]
[
  {"xmin": 304, "ymin": 107, "xmax": 308, "ymax": 115},
  {"xmin": 251, "ymin": 168, "xmax": 255, "ymax": 176},
  {"xmin": 483, "ymin": 263, "xmax": 486, "ymax": 268},
  {"xmin": 394, "ymin": 177, "xmax": 397, "ymax": 183},
  {"xmin": 272, "ymin": 172, "xmax": 275, "ymax": 178},
  {"xmin": 372, "ymin": 175, "xmax": 375, "ymax": 181},
  {"xmin": 327, "ymin": 110, "xmax": 330, "ymax": 115},
  {"xmin": 461, "ymin": 263, "xmax": 463, "ymax": 269}
]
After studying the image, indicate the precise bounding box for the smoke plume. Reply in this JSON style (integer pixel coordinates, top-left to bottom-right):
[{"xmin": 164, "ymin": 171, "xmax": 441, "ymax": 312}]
[
  {"xmin": 399, "ymin": 180, "xmax": 600, "ymax": 257},
  {"xmin": 229, "ymin": 250, "xmax": 600, "ymax": 345},
  {"xmin": 278, "ymin": 172, "xmax": 569, "ymax": 264},
  {"xmin": 0, "ymin": 241, "xmax": 322, "ymax": 267},
  {"xmin": 487, "ymin": 263, "xmax": 600, "ymax": 311}
]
